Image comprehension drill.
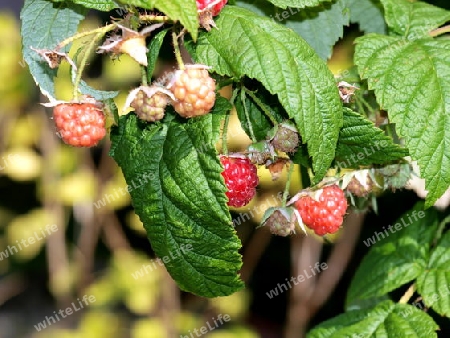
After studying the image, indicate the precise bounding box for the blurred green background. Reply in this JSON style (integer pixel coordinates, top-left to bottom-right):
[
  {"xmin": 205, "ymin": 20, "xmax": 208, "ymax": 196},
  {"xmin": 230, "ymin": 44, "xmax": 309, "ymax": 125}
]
[{"xmin": 2, "ymin": 1, "xmax": 450, "ymax": 338}]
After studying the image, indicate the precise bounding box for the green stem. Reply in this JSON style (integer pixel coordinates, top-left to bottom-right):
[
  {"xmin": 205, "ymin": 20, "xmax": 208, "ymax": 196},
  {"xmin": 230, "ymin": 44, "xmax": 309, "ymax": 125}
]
[
  {"xmin": 432, "ymin": 214, "xmax": 450, "ymax": 246},
  {"xmin": 241, "ymin": 89, "xmax": 257, "ymax": 143},
  {"xmin": 72, "ymin": 32, "xmax": 103, "ymax": 101},
  {"xmin": 243, "ymin": 87, "xmax": 278, "ymax": 125},
  {"xmin": 399, "ymin": 283, "xmax": 416, "ymax": 304},
  {"xmin": 141, "ymin": 66, "xmax": 148, "ymax": 86},
  {"xmin": 57, "ymin": 24, "xmax": 117, "ymax": 50},
  {"xmin": 430, "ymin": 24, "xmax": 450, "ymax": 37},
  {"xmin": 172, "ymin": 30, "xmax": 184, "ymax": 70},
  {"xmin": 282, "ymin": 162, "xmax": 295, "ymax": 207}
]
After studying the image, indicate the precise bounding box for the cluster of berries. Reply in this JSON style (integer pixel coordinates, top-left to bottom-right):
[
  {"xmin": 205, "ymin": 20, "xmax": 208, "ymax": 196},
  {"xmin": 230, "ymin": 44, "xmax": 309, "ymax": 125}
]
[{"xmin": 51, "ymin": 66, "xmax": 217, "ymax": 147}]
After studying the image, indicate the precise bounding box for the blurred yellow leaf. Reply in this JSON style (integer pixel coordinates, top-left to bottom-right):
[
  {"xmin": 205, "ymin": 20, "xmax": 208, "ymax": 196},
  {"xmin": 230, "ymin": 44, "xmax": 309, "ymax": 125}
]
[
  {"xmin": 126, "ymin": 211, "xmax": 145, "ymax": 235},
  {"xmin": 57, "ymin": 170, "xmax": 97, "ymax": 205},
  {"xmin": 6, "ymin": 209, "xmax": 57, "ymax": 261},
  {"xmin": 131, "ymin": 319, "xmax": 167, "ymax": 338},
  {"xmin": 211, "ymin": 290, "xmax": 250, "ymax": 320},
  {"xmin": 2, "ymin": 148, "xmax": 42, "ymax": 181}
]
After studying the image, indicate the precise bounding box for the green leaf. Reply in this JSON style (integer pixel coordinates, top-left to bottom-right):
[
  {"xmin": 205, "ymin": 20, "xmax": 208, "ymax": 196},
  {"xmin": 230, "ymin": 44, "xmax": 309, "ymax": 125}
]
[
  {"xmin": 264, "ymin": 0, "xmax": 333, "ymax": 9},
  {"xmin": 78, "ymin": 80, "xmax": 118, "ymax": 100},
  {"xmin": 235, "ymin": 91, "xmax": 272, "ymax": 141},
  {"xmin": 110, "ymin": 97, "xmax": 244, "ymax": 297},
  {"xmin": 284, "ymin": 0, "xmax": 350, "ymax": 60},
  {"xmin": 117, "ymin": 0, "xmax": 199, "ymax": 40},
  {"xmin": 307, "ymin": 300, "xmax": 438, "ymax": 338},
  {"xmin": 21, "ymin": 0, "xmax": 86, "ymax": 100},
  {"xmin": 234, "ymin": 87, "xmax": 284, "ymax": 141},
  {"xmin": 52, "ymin": 0, "xmax": 118, "ymax": 11},
  {"xmin": 146, "ymin": 28, "xmax": 169, "ymax": 82},
  {"xmin": 237, "ymin": 0, "xmax": 349, "ymax": 60},
  {"xmin": 355, "ymin": 34, "xmax": 450, "ymax": 207},
  {"xmin": 334, "ymin": 108, "xmax": 408, "ymax": 168},
  {"xmin": 196, "ymin": 6, "xmax": 343, "ymax": 182},
  {"xmin": 416, "ymin": 230, "xmax": 450, "ymax": 316},
  {"xmin": 380, "ymin": 0, "xmax": 450, "ymax": 39},
  {"xmin": 346, "ymin": 203, "xmax": 438, "ymax": 305},
  {"xmin": 348, "ymin": 0, "xmax": 386, "ymax": 34}
]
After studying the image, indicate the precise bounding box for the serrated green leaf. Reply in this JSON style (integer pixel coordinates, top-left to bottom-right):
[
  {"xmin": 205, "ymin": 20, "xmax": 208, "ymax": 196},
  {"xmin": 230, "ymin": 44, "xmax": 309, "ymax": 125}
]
[
  {"xmin": 146, "ymin": 28, "xmax": 169, "ymax": 82},
  {"xmin": 307, "ymin": 300, "xmax": 438, "ymax": 338},
  {"xmin": 109, "ymin": 97, "xmax": 244, "ymax": 297},
  {"xmin": 196, "ymin": 6, "xmax": 342, "ymax": 182},
  {"xmin": 21, "ymin": 0, "xmax": 86, "ymax": 100},
  {"xmin": 237, "ymin": 0, "xmax": 349, "ymax": 60},
  {"xmin": 265, "ymin": 0, "xmax": 333, "ymax": 9},
  {"xmin": 346, "ymin": 203, "xmax": 438, "ymax": 305},
  {"xmin": 380, "ymin": 0, "xmax": 450, "ymax": 39},
  {"xmin": 52, "ymin": 0, "xmax": 118, "ymax": 11},
  {"xmin": 334, "ymin": 108, "xmax": 408, "ymax": 168},
  {"xmin": 355, "ymin": 34, "xmax": 450, "ymax": 207},
  {"xmin": 348, "ymin": 0, "xmax": 386, "ymax": 34},
  {"xmin": 284, "ymin": 0, "xmax": 350, "ymax": 60},
  {"xmin": 78, "ymin": 80, "xmax": 118, "ymax": 100},
  {"xmin": 117, "ymin": 0, "xmax": 198, "ymax": 40},
  {"xmin": 345, "ymin": 294, "xmax": 390, "ymax": 312},
  {"xmin": 416, "ymin": 231, "xmax": 450, "ymax": 316}
]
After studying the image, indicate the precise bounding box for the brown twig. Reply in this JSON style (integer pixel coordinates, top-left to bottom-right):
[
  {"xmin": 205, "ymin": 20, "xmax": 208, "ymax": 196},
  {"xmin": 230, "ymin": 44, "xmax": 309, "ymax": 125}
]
[
  {"xmin": 284, "ymin": 210, "xmax": 366, "ymax": 337},
  {"xmin": 39, "ymin": 108, "xmax": 71, "ymax": 306}
]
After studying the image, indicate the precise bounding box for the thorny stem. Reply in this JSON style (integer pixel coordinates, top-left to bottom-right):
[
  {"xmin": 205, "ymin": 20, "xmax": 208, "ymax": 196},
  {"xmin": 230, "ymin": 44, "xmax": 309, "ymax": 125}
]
[
  {"xmin": 399, "ymin": 283, "xmax": 417, "ymax": 304},
  {"xmin": 243, "ymin": 87, "xmax": 278, "ymax": 125},
  {"xmin": 72, "ymin": 32, "xmax": 103, "ymax": 100},
  {"xmin": 172, "ymin": 30, "xmax": 185, "ymax": 70},
  {"xmin": 241, "ymin": 89, "xmax": 257, "ymax": 142},
  {"xmin": 430, "ymin": 24, "xmax": 450, "ymax": 37},
  {"xmin": 282, "ymin": 162, "xmax": 295, "ymax": 207},
  {"xmin": 57, "ymin": 23, "xmax": 117, "ymax": 50},
  {"xmin": 221, "ymin": 88, "xmax": 239, "ymax": 155}
]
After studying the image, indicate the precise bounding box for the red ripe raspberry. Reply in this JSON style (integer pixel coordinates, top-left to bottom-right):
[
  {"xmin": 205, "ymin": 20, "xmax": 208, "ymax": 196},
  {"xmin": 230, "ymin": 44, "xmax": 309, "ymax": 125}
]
[
  {"xmin": 196, "ymin": 0, "xmax": 227, "ymax": 16},
  {"xmin": 294, "ymin": 185, "xmax": 348, "ymax": 236},
  {"xmin": 169, "ymin": 67, "xmax": 216, "ymax": 118},
  {"xmin": 53, "ymin": 103, "xmax": 106, "ymax": 147},
  {"xmin": 220, "ymin": 155, "xmax": 259, "ymax": 208}
]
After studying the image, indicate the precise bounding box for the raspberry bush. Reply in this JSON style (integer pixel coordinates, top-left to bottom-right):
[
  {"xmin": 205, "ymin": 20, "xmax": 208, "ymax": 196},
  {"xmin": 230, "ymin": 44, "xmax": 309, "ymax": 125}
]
[{"xmin": 20, "ymin": 0, "xmax": 450, "ymax": 336}]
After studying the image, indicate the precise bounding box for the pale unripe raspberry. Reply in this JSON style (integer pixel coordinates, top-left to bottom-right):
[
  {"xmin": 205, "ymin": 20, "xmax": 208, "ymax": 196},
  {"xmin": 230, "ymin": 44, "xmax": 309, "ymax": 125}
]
[
  {"xmin": 261, "ymin": 207, "xmax": 296, "ymax": 237},
  {"xmin": 53, "ymin": 103, "xmax": 106, "ymax": 147},
  {"xmin": 269, "ymin": 122, "xmax": 300, "ymax": 153},
  {"xmin": 131, "ymin": 90, "xmax": 169, "ymax": 122},
  {"xmin": 169, "ymin": 67, "xmax": 216, "ymax": 118}
]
